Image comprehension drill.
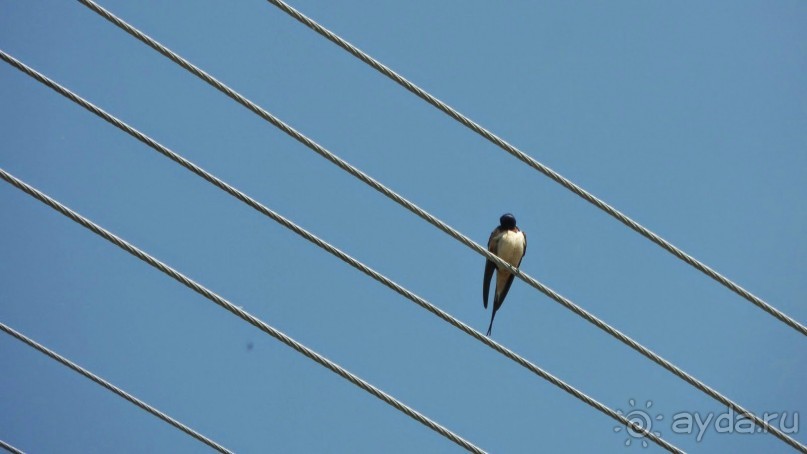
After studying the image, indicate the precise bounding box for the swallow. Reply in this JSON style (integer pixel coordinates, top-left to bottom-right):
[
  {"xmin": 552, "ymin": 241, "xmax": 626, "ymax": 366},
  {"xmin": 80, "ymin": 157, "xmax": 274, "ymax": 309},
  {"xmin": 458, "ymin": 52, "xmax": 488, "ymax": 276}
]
[{"xmin": 483, "ymin": 213, "xmax": 527, "ymax": 336}]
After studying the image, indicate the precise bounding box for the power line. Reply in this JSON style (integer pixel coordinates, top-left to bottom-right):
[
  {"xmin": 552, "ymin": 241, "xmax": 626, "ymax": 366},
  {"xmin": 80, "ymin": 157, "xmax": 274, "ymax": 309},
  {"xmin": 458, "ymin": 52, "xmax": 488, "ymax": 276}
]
[
  {"xmin": 0, "ymin": 321, "xmax": 233, "ymax": 454},
  {"xmin": 0, "ymin": 438, "xmax": 24, "ymax": 454},
  {"xmin": 0, "ymin": 38, "xmax": 791, "ymax": 452},
  {"xmin": 259, "ymin": 0, "xmax": 807, "ymax": 338},
  {"xmin": 45, "ymin": 5, "xmax": 806, "ymax": 449},
  {"xmin": 0, "ymin": 168, "xmax": 485, "ymax": 454}
]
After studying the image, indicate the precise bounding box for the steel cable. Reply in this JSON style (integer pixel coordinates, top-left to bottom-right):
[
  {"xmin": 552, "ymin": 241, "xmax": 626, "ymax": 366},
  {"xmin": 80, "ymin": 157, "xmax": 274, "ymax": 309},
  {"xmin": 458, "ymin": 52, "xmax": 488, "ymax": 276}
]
[
  {"xmin": 0, "ymin": 322, "xmax": 233, "ymax": 453},
  {"xmin": 0, "ymin": 438, "xmax": 24, "ymax": 454}
]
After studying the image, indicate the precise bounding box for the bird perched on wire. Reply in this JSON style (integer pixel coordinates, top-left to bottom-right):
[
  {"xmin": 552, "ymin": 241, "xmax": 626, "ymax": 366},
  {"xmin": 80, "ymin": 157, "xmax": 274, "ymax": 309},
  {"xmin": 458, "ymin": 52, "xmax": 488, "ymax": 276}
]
[{"xmin": 483, "ymin": 213, "xmax": 527, "ymax": 336}]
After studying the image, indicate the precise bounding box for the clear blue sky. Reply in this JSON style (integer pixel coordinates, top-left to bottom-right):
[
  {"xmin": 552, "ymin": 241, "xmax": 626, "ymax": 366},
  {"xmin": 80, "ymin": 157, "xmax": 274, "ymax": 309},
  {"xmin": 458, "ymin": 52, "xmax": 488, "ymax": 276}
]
[{"xmin": 1, "ymin": 1, "xmax": 805, "ymax": 452}]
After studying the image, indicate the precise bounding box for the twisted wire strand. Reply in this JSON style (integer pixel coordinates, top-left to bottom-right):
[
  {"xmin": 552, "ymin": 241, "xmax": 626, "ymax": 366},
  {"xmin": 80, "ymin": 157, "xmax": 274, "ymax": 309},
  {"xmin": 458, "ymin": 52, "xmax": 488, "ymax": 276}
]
[
  {"xmin": 0, "ymin": 322, "xmax": 233, "ymax": 454},
  {"xmin": 0, "ymin": 438, "xmax": 24, "ymax": 454},
  {"xmin": 53, "ymin": 4, "xmax": 807, "ymax": 449},
  {"xmin": 258, "ymin": 0, "xmax": 807, "ymax": 338},
  {"xmin": 0, "ymin": 64, "xmax": 684, "ymax": 454},
  {"xmin": 0, "ymin": 168, "xmax": 485, "ymax": 454}
]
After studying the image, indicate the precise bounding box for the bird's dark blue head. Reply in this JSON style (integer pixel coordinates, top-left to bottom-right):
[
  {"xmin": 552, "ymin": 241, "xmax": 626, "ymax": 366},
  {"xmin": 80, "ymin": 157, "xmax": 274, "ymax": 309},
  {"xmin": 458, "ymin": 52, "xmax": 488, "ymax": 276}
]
[{"xmin": 499, "ymin": 213, "xmax": 517, "ymax": 229}]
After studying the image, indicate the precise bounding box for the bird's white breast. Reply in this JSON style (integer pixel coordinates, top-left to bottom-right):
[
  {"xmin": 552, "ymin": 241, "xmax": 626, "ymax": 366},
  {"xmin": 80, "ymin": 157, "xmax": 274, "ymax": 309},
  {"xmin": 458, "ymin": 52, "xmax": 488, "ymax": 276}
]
[{"xmin": 496, "ymin": 230, "xmax": 525, "ymax": 268}]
